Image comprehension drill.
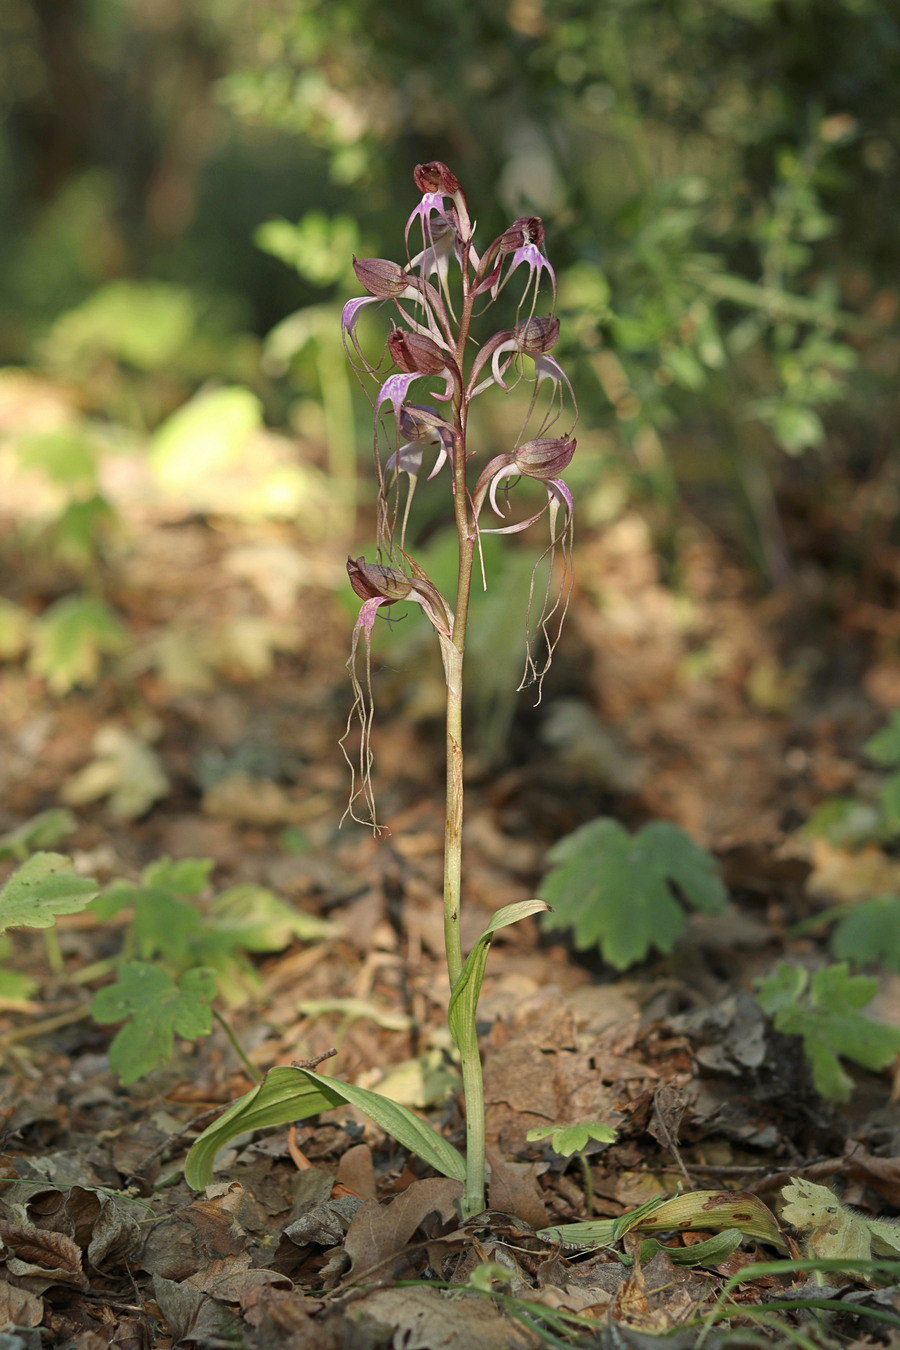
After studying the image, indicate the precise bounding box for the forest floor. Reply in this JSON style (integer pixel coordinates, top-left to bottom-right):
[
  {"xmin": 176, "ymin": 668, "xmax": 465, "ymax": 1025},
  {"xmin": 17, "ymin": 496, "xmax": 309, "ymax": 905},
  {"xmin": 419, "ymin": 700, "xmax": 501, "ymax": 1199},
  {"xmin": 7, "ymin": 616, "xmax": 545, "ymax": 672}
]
[{"xmin": 1, "ymin": 381, "xmax": 900, "ymax": 1348}]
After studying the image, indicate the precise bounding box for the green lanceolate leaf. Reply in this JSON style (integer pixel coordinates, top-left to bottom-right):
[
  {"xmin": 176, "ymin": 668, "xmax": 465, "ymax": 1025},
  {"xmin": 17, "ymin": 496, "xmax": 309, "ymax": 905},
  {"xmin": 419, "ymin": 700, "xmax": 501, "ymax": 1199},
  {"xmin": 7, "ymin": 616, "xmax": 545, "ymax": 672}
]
[
  {"xmin": 184, "ymin": 1063, "xmax": 466, "ymax": 1190},
  {"xmin": 639, "ymin": 1228, "xmax": 744, "ymax": 1267},
  {"xmin": 539, "ymin": 1189, "xmax": 786, "ymax": 1253},
  {"xmin": 447, "ymin": 899, "xmax": 550, "ymax": 1058},
  {"xmin": 539, "ymin": 817, "xmax": 727, "ymax": 970},
  {"xmin": 756, "ymin": 962, "xmax": 900, "ymax": 1101},
  {"xmin": 0, "ymin": 852, "xmax": 99, "ymax": 933},
  {"xmin": 91, "ymin": 961, "xmax": 217, "ymax": 1085}
]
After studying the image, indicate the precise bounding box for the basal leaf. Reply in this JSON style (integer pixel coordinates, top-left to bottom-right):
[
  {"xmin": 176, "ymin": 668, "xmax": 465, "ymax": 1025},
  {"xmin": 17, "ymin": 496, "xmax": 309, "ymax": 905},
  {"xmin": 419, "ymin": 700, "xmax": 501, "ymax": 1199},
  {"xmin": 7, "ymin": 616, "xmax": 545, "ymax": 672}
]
[
  {"xmin": 0, "ymin": 853, "xmax": 98, "ymax": 933},
  {"xmin": 639, "ymin": 1228, "xmax": 744, "ymax": 1267},
  {"xmin": 756, "ymin": 961, "xmax": 900, "ymax": 1101},
  {"xmin": 831, "ymin": 895, "xmax": 900, "ymax": 972},
  {"xmin": 184, "ymin": 1064, "xmax": 465, "ymax": 1190},
  {"xmin": 91, "ymin": 961, "xmax": 216, "ymax": 1085},
  {"xmin": 539, "ymin": 1189, "xmax": 785, "ymax": 1252},
  {"xmin": 539, "ymin": 817, "xmax": 726, "ymax": 970}
]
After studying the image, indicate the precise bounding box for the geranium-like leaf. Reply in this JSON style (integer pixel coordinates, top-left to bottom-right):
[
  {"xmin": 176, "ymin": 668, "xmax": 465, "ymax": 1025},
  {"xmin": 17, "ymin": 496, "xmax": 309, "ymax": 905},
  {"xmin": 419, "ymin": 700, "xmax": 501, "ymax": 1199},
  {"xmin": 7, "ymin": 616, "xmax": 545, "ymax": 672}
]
[
  {"xmin": 756, "ymin": 962, "xmax": 900, "ymax": 1101},
  {"xmin": 29, "ymin": 595, "xmax": 127, "ymax": 695},
  {"xmin": 0, "ymin": 853, "xmax": 98, "ymax": 933},
  {"xmin": 184, "ymin": 1064, "xmax": 466, "ymax": 1190},
  {"xmin": 539, "ymin": 817, "xmax": 727, "ymax": 970},
  {"xmin": 90, "ymin": 961, "xmax": 216, "ymax": 1085},
  {"xmin": 864, "ymin": 712, "xmax": 900, "ymax": 767},
  {"xmin": 526, "ymin": 1121, "xmax": 617, "ymax": 1156},
  {"xmin": 0, "ymin": 809, "xmax": 77, "ymax": 861},
  {"xmin": 831, "ymin": 895, "xmax": 900, "ymax": 972},
  {"xmin": 781, "ymin": 1177, "xmax": 900, "ymax": 1260}
]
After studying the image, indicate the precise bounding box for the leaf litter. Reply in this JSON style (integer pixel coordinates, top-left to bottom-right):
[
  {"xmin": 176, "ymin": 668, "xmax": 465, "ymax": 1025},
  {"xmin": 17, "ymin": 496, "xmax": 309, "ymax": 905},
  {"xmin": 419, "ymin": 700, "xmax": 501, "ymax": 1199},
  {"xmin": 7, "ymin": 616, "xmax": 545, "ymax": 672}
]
[{"xmin": 0, "ymin": 432, "xmax": 900, "ymax": 1346}]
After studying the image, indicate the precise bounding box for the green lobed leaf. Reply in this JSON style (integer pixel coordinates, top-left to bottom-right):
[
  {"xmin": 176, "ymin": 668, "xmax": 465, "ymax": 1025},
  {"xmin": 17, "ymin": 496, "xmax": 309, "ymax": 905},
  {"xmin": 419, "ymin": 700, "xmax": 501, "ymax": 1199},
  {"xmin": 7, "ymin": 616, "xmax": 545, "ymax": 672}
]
[
  {"xmin": 133, "ymin": 891, "xmax": 204, "ymax": 967},
  {"xmin": 141, "ymin": 857, "xmax": 213, "ymax": 897},
  {"xmin": 755, "ymin": 961, "xmax": 808, "ymax": 1016},
  {"xmin": 209, "ymin": 883, "xmax": 335, "ymax": 950},
  {"xmin": 0, "ymin": 853, "xmax": 98, "ymax": 933},
  {"xmin": 447, "ymin": 899, "xmax": 550, "ymax": 1058},
  {"xmin": 879, "ymin": 774, "xmax": 900, "ymax": 831},
  {"xmin": 184, "ymin": 1063, "xmax": 466, "ymax": 1190},
  {"xmin": 0, "ymin": 809, "xmax": 77, "ymax": 861},
  {"xmin": 865, "ymin": 712, "xmax": 900, "ymax": 768},
  {"xmin": 539, "ymin": 817, "xmax": 727, "ymax": 970},
  {"xmin": 91, "ymin": 961, "xmax": 216, "ymax": 1085},
  {"xmin": 831, "ymin": 895, "xmax": 900, "ymax": 973},
  {"xmin": 756, "ymin": 961, "xmax": 900, "ymax": 1101},
  {"xmin": 526, "ymin": 1122, "xmax": 618, "ymax": 1156},
  {"xmin": 28, "ymin": 595, "xmax": 127, "ymax": 695}
]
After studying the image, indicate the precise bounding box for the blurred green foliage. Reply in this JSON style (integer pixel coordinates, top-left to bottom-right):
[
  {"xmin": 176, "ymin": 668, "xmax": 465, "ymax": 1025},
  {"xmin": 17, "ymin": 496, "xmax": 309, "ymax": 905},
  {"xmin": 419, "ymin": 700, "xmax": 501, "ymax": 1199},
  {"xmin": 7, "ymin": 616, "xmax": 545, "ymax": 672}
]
[
  {"xmin": 2, "ymin": 0, "xmax": 894, "ymax": 498},
  {"xmin": 0, "ymin": 0, "xmax": 897, "ymax": 702}
]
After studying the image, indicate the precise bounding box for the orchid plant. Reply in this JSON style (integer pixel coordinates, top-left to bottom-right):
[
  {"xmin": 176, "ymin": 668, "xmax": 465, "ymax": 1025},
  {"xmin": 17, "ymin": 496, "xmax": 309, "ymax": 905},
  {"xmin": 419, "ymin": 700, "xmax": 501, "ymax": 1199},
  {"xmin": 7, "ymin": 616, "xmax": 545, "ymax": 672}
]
[{"xmin": 185, "ymin": 163, "xmax": 577, "ymax": 1221}]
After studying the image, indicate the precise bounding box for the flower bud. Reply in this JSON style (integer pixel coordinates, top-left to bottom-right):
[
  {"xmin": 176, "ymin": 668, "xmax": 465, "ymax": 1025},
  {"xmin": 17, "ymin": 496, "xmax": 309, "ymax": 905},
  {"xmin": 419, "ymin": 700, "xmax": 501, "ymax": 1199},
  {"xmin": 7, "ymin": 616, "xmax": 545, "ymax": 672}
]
[
  {"xmin": 413, "ymin": 161, "xmax": 462, "ymax": 196},
  {"xmin": 347, "ymin": 556, "xmax": 412, "ymax": 604},
  {"xmin": 399, "ymin": 403, "xmax": 449, "ymax": 442},
  {"xmin": 353, "ymin": 257, "xmax": 412, "ymax": 298},
  {"xmin": 515, "ymin": 434, "xmax": 576, "ymax": 478},
  {"xmin": 514, "ymin": 316, "xmax": 559, "ymax": 354},
  {"xmin": 388, "ymin": 327, "xmax": 448, "ymax": 376},
  {"xmin": 497, "ymin": 217, "xmax": 545, "ymax": 254}
]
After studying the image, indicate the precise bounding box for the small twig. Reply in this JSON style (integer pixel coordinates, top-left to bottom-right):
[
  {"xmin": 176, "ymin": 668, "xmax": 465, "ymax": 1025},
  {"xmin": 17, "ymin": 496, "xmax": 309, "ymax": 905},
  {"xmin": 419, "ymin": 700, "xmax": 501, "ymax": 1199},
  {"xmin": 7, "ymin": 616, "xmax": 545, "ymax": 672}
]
[
  {"xmin": 138, "ymin": 1103, "xmax": 233, "ymax": 1171},
  {"xmin": 652, "ymin": 1092, "xmax": 692, "ymax": 1188},
  {"xmin": 0, "ymin": 1004, "xmax": 92, "ymax": 1049},
  {"xmin": 747, "ymin": 1158, "xmax": 844, "ymax": 1196},
  {"xmin": 579, "ymin": 1151, "xmax": 594, "ymax": 1217},
  {"xmin": 287, "ymin": 1123, "xmax": 312, "ymax": 1171},
  {"xmin": 291, "ymin": 1047, "xmax": 338, "ymax": 1071}
]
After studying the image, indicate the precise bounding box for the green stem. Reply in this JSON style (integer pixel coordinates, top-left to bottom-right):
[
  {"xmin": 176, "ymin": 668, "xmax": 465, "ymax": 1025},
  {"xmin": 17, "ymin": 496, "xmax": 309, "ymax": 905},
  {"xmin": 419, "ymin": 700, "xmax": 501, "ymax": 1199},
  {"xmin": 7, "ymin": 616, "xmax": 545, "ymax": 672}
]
[
  {"xmin": 460, "ymin": 1031, "xmax": 486, "ymax": 1220},
  {"xmin": 213, "ymin": 1009, "xmax": 262, "ymax": 1083},
  {"xmin": 441, "ymin": 281, "xmax": 488, "ymax": 1217},
  {"xmin": 42, "ymin": 926, "xmax": 64, "ymax": 976},
  {"xmin": 580, "ymin": 1151, "xmax": 594, "ymax": 1218}
]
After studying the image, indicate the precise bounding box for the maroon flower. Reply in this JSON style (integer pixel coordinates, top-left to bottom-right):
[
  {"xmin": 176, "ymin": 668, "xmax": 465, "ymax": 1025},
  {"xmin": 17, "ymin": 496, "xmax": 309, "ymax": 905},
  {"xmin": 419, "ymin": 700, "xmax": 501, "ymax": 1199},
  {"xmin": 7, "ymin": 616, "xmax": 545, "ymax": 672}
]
[{"xmin": 413, "ymin": 162, "xmax": 463, "ymax": 196}]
